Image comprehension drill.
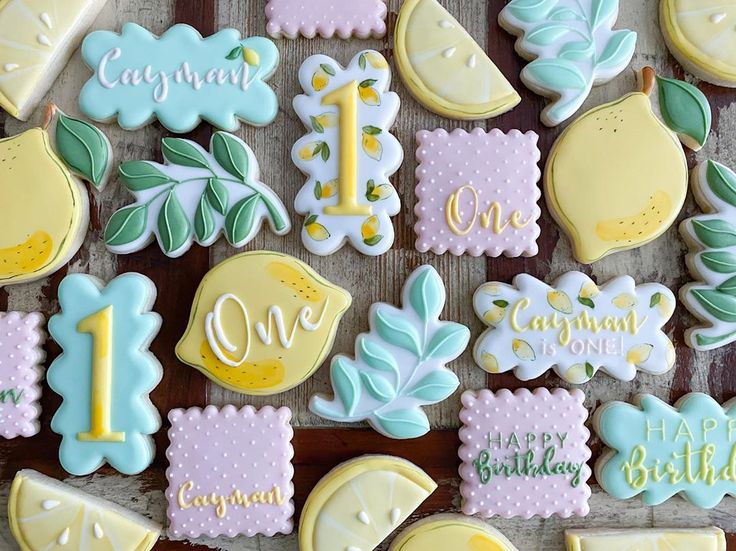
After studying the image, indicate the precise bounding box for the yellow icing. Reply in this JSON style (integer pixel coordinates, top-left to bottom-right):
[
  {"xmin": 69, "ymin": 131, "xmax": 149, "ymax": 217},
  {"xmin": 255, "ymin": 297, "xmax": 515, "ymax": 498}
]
[
  {"xmin": 0, "ymin": 128, "xmax": 87, "ymax": 285},
  {"xmin": 545, "ymin": 92, "xmax": 688, "ymax": 264},
  {"xmin": 176, "ymin": 480, "xmax": 286, "ymax": 519},
  {"xmin": 661, "ymin": 0, "xmax": 736, "ymax": 85},
  {"xmin": 176, "ymin": 251, "xmax": 351, "ymax": 395},
  {"xmin": 299, "ymin": 455, "xmax": 437, "ymax": 551},
  {"xmin": 390, "ymin": 515, "xmax": 517, "ymax": 551},
  {"xmin": 565, "ymin": 527, "xmax": 726, "ymax": 551},
  {"xmin": 445, "ymin": 185, "xmax": 533, "ymax": 235},
  {"xmin": 8, "ymin": 469, "xmax": 160, "ymax": 551},
  {"xmin": 395, "ymin": 0, "xmax": 520, "ymax": 120},
  {"xmin": 322, "ymin": 81, "xmax": 371, "ymax": 216}
]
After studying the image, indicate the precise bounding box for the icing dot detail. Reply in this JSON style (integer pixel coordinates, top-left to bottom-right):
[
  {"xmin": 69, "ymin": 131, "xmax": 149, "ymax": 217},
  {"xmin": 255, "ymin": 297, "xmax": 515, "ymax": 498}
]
[
  {"xmin": 57, "ymin": 527, "xmax": 70, "ymax": 545},
  {"xmin": 442, "ymin": 47, "xmax": 456, "ymax": 58},
  {"xmin": 37, "ymin": 34, "xmax": 52, "ymax": 46},
  {"xmin": 710, "ymin": 12, "xmax": 726, "ymax": 24},
  {"xmin": 93, "ymin": 522, "xmax": 104, "ymax": 539},
  {"xmin": 357, "ymin": 511, "xmax": 370, "ymax": 525},
  {"xmin": 42, "ymin": 500, "xmax": 59, "ymax": 510},
  {"xmin": 40, "ymin": 12, "xmax": 52, "ymax": 29},
  {"xmin": 390, "ymin": 507, "xmax": 401, "ymax": 525}
]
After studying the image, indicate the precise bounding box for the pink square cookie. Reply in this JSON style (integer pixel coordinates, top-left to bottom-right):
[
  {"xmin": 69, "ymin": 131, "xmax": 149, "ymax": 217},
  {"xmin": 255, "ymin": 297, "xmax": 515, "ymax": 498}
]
[
  {"xmin": 165, "ymin": 405, "xmax": 295, "ymax": 540},
  {"xmin": 415, "ymin": 128, "xmax": 541, "ymax": 257},
  {"xmin": 459, "ymin": 388, "xmax": 591, "ymax": 519},
  {"xmin": 265, "ymin": 0, "xmax": 387, "ymax": 39},
  {"xmin": 0, "ymin": 312, "xmax": 45, "ymax": 439}
]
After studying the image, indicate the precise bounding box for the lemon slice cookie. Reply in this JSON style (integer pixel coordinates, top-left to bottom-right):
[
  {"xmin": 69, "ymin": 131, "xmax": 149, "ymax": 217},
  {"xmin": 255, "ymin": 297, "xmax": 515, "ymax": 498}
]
[
  {"xmin": 390, "ymin": 514, "xmax": 518, "ymax": 551},
  {"xmin": 566, "ymin": 527, "xmax": 726, "ymax": 551},
  {"xmin": 661, "ymin": 0, "xmax": 736, "ymax": 87},
  {"xmin": 395, "ymin": 0, "xmax": 519, "ymax": 120}
]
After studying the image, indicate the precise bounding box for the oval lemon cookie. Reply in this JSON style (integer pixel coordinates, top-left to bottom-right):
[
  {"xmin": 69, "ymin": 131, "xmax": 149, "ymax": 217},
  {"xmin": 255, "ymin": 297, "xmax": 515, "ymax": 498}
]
[{"xmin": 389, "ymin": 514, "xmax": 518, "ymax": 551}]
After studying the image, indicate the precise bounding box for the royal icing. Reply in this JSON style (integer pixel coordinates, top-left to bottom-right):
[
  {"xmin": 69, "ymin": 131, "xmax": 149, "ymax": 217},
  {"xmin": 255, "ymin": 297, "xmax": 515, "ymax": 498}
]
[
  {"xmin": 565, "ymin": 527, "xmax": 726, "ymax": 551},
  {"xmin": 499, "ymin": 0, "xmax": 637, "ymax": 127},
  {"xmin": 47, "ymin": 273, "xmax": 162, "ymax": 476},
  {"xmin": 389, "ymin": 514, "xmax": 518, "ymax": 551},
  {"xmin": 166, "ymin": 405, "xmax": 294, "ymax": 540},
  {"xmin": 265, "ymin": 0, "xmax": 387, "ymax": 39},
  {"xmin": 104, "ymin": 133, "xmax": 290, "ymax": 258},
  {"xmin": 299, "ymin": 455, "xmax": 436, "ymax": 551},
  {"xmin": 661, "ymin": 0, "xmax": 736, "ymax": 87},
  {"xmin": 293, "ymin": 50, "xmax": 402, "ymax": 256},
  {"xmin": 414, "ymin": 128, "xmax": 541, "ymax": 257},
  {"xmin": 0, "ymin": 0, "xmax": 107, "ymax": 120},
  {"xmin": 545, "ymin": 68, "xmax": 693, "ymax": 263},
  {"xmin": 656, "ymin": 74, "xmax": 712, "ymax": 151},
  {"xmin": 80, "ymin": 23, "xmax": 279, "ymax": 133},
  {"xmin": 681, "ymin": 161, "xmax": 736, "ymax": 350},
  {"xmin": 395, "ymin": 0, "xmax": 520, "ymax": 120},
  {"xmin": 9, "ymin": 469, "xmax": 161, "ymax": 551},
  {"xmin": 594, "ymin": 393, "xmax": 736, "ymax": 508},
  {"xmin": 176, "ymin": 251, "xmax": 351, "ymax": 395},
  {"xmin": 310, "ymin": 265, "xmax": 469, "ymax": 440},
  {"xmin": 0, "ymin": 106, "xmax": 112, "ymax": 286},
  {"xmin": 473, "ymin": 272, "xmax": 676, "ymax": 383},
  {"xmin": 0, "ymin": 312, "xmax": 45, "ymax": 439},
  {"xmin": 459, "ymin": 388, "xmax": 592, "ymax": 519}
]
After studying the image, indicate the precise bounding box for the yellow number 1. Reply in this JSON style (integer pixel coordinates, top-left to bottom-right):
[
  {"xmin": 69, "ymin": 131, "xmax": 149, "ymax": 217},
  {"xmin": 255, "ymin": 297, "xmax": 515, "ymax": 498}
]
[
  {"xmin": 77, "ymin": 306, "xmax": 125, "ymax": 442},
  {"xmin": 322, "ymin": 80, "xmax": 371, "ymax": 216}
]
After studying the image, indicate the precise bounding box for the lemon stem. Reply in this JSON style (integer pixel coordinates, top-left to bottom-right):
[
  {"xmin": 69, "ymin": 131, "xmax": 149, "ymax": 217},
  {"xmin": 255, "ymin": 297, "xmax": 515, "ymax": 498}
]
[
  {"xmin": 42, "ymin": 104, "xmax": 58, "ymax": 130},
  {"xmin": 638, "ymin": 67, "xmax": 656, "ymax": 96}
]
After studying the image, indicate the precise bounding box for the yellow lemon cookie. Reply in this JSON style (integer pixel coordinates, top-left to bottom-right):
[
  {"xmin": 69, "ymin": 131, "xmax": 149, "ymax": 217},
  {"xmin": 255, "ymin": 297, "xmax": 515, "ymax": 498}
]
[
  {"xmin": 395, "ymin": 0, "xmax": 520, "ymax": 120},
  {"xmin": 389, "ymin": 514, "xmax": 518, "ymax": 551},
  {"xmin": 566, "ymin": 527, "xmax": 726, "ymax": 551},
  {"xmin": 176, "ymin": 250, "xmax": 351, "ymax": 395},
  {"xmin": 660, "ymin": 0, "xmax": 736, "ymax": 87},
  {"xmin": 299, "ymin": 455, "xmax": 436, "ymax": 551}
]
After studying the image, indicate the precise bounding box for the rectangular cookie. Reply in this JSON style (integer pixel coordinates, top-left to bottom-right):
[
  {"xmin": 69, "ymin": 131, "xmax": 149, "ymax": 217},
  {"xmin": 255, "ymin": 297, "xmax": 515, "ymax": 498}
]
[{"xmin": 565, "ymin": 527, "xmax": 726, "ymax": 551}]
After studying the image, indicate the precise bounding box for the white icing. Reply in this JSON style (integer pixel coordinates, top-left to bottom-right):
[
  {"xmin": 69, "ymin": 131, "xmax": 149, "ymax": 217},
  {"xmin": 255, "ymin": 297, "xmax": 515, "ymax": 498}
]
[
  {"xmin": 357, "ymin": 510, "xmax": 370, "ymax": 525},
  {"xmin": 40, "ymin": 12, "xmax": 53, "ymax": 29},
  {"xmin": 37, "ymin": 34, "xmax": 52, "ymax": 47},
  {"xmin": 4, "ymin": 63, "xmax": 19, "ymax": 72},
  {"xmin": 390, "ymin": 507, "xmax": 401, "ymax": 525},
  {"xmin": 347, "ymin": 547, "xmax": 361, "ymax": 551},
  {"xmin": 442, "ymin": 47, "xmax": 456, "ymax": 58},
  {"xmin": 710, "ymin": 12, "xmax": 727, "ymax": 24},
  {"xmin": 42, "ymin": 499, "xmax": 60, "ymax": 510},
  {"xmin": 439, "ymin": 20, "xmax": 453, "ymax": 28},
  {"xmin": 467, "ymin": 54, "xmax": 477, "ymax": 68},
  {"xmin": 57, "ymin": 527, "xmax": 70, "ymax": 545},
  {"xmin": 93, "ymin": 522, "xmax": 104, "ymax": 539}
]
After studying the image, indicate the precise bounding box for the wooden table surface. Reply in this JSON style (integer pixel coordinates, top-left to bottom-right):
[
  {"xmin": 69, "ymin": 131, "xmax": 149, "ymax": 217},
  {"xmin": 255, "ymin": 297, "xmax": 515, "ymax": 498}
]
[{"xmin": 2, "ymin": 0, "xmax": 736, "ymax": 549}]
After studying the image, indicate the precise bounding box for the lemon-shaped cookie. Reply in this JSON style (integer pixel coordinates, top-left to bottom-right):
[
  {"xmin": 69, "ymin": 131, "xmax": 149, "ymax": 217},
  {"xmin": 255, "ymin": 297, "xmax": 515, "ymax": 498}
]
[
  {"xmin": 299, "ymin": 455, "xmax": 437, "ymax": 551},
  {"xmin": 660, "ymin": 0, "xmax": 736, "ymax": 87},
  {"xmin": 176, "ymin": 250, "xmax": 351, "ymax": 395},
  {"xmin": 9, "ymin": 469, "xmax": 160, "ymax": 551},
  {"xmin": 395, "ymin": 0, "xmax": 520, "ymax": 120},
  {"xmin": 389, "ymin": 514, "xmax": 518, "ymax": 551}
]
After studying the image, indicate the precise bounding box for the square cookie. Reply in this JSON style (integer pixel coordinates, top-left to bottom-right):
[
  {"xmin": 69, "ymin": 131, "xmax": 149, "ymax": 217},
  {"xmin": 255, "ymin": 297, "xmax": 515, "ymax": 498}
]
[
  {"xmin": 265, "ymin": 0, "xmax": 387, "ymax": 39},
  {"xmin": 165, "ymin": 405, "xmax": 295, "ymax": 540},
  {"xmin": 414, "ymin": 128, "xmax": 541, "ymax": 257},
  {"xmin": 459, "ymin": 388, "xmax": 591, "ymax": 519}
]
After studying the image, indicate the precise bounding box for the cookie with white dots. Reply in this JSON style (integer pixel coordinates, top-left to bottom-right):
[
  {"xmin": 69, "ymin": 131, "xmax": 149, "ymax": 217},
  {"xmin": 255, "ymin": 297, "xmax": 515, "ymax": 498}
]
[{"xmin": 458, "ymin": 388, "xmax": 591, "ymax": 519}]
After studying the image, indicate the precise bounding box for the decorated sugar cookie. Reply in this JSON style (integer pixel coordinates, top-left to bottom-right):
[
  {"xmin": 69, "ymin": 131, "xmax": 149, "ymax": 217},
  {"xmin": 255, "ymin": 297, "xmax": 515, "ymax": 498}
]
[
  {"xmin": 9, "ymin": 469, "xmax": 160, "ymax": 551},
  {"xmin": 176, "ymin": 251, "xmax": 351, "ymax": 395},
  {"xmin": 0, "ymin": 312, "xmax": 45, "ymax": 439},
  {"xmin": 0, "ymin": 105, "xmax": 112, "ymax": 286},
  {"xmin": 266, "ymin": 0, "xmax": 387, "ymax": 39},
  {"xmin": 166, "ymin": 405, "xmax": 294, "ymax": 540},
  {"xmin": 389, "ymin": 514, "xmax": 518, "ymax": 551},
  {"xmin": 80, "ymin": 23, "xmax": 279, "ymax": 133},
  {"xmin": 545, "ymin": 68, "xmax": 710, "ymax": 263},
  {"xmin": 310, "ymin": 265, "xmax": 469, "ymax": 439},
  {"xmin": 473, "ymin": 272, "xmax": 676, "ymax": 383},
  {"xmin": 566, "ymin": 527, "xmax": 726, "ymax": 551},
  {"xmin": 595, "ymin": 393, "xmax": 736, "ymax": 508},
  {"xmin": 395, "ymin": 0, "xmax": 520, "ymax": 120},
  {"xmin": 299, "ymin": 455, "xmax": 436, "ymax": 551},
  {"xmin": 499, "ymin": 0, "xmax": 637, "ymax": 127},
  {"xmin": 293, "ymin": 50, "xmax": 402, "ymax": 256},
  {"xmin": 104, "ymin": 133, "xmax": 290, "ymax": 258},
  {"xmin": 415, "ymin": 128, "xmax": 541, "ymax": 257},
  {"xmin": 680, "ymin": 161, "xmax": 736, "ymax": 351},
  {"xmin": 660, "ymin": 0, "xmax": 736, "ymax": 87},
  {"xmin": 0, "ymin": 0, "xmax": 107, "ymax": 120},
  {"xmin": 48, "ymin": 273, "xmax": 162, "ymax": 476},
  {"xmin": 459, "ymin": 388, "xmax": 592, "ymax": 519}
]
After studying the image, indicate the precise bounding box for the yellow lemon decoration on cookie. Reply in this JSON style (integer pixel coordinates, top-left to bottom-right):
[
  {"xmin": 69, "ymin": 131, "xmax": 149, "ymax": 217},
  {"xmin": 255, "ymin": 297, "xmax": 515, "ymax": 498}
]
[
  {"xmin": 547, "ymin": 290, "xmax": 573, "ymax": 314},
  {"xmin": 389, "ymin": 514, "xmax": 518, "ymax": 551},
  {"xmin": 176, "ymin": 251, "xmax": 351, "ymax": 395},
  {"xmin": 395, "ymin": 0, "xmax": 520, "ymax": 120},
  {"xmin": 299, "ymin": 455, "xmax": 436, "ymax": 551}
]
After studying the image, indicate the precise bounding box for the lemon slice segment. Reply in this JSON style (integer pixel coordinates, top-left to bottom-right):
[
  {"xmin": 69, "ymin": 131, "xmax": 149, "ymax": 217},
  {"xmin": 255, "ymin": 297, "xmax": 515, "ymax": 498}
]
[
  {"xmin": 299, "ymin": 455, "xmax": 437, "ymax": 551},
  {"xmin": 395, "ymin": 0, "xmax": 520, "ymax": 120},
  {"xmin": 9, "ymin": 469, "xmax": 160, "ymax": 551},
  {"xmin": 389, "ymin": 514, "xmax": 518, "ymax": 551}
]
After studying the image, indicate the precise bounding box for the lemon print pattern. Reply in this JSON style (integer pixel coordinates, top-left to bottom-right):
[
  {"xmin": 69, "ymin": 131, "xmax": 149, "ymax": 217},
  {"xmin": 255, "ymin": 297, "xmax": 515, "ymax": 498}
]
[{"xmin": 547, "ymin": 290, "xmax": 573, "ymax": 314}]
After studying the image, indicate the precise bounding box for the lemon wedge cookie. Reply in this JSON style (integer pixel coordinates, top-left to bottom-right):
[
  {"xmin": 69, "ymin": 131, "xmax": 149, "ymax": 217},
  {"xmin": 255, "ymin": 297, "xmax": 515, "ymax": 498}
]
[
  {"xmin": 9, "ymin": 469, "xmax": 160, "ymax": 550},
  {"xmin": 661, "ymin": 0, "xmax": 736, "ymax": 87},
  {"xmin": 390, "ymin": 514, "xmax": 518, "ymax": 551},
  {"xmin": 299, "ymin": 455, "xmax": 436, "ymax": 551},
  {"xmin": 395, "ymin": 0, "xmax": 519, "ymax": 120}
]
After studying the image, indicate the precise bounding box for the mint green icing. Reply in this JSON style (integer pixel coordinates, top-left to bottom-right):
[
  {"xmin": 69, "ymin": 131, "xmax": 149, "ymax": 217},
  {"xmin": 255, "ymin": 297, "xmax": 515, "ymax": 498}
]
[
  {"xmin": 55, "ymin": 112, "xmax": 110, "ymax": 190},
  {"xmin": 656, "ymin": 75, "xmax": 711, "ymax": 150}
]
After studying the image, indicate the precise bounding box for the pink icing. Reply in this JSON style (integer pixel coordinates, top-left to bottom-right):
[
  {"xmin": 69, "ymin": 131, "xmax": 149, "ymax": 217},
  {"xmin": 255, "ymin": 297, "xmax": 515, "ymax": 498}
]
[
  {"xmin": 0, "ymin": 312, "xmax": 45, "ymax": 439},
  {"xmin": 265, "ymin": 0, "xmax": 387, "ymax": 39},
  {"xmin": 459, "ymin": 388, "xmax": 591, "ymax": 519},
  {"xmin": 165, "ymin": 405, "xmax": 295, "ymax": 539},
  {"xmin": 414, "ymin": 128, "xmax": 542, "ymax": 257}
]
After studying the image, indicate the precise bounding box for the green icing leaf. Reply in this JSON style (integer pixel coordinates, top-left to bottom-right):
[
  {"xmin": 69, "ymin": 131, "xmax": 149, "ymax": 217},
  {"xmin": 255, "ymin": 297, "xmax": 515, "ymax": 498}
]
[
  {"xmin": 406, "ymin": 370, "xmax": 459, "ymax": 402},
  {"xmin": 578, "ymin": 297, "xmax": 595, "ymax": 309},
  {"xmin": 559, "ymin": 40, "xmax": 595, "ymax": 61},
  {"xmin": 650, "ymin": 292, "xmax": 663, "ymax": 308},
  {"xmin": 590, "ymin": 0, "xmax": 617, "ymax": 29},
  {"xmin": 549, "ymin": 6, "xmax": 584, "ymax": 20},
  {"xmin": 493, "ymin": 300, "xmax": 510, "ymax": 308},
  {"xmin": 506, "ymin": 0, "xmax": 558, "ymax": 23},
  {"xmin": 225, "ymin": 194, "xmax": 260, "ymax": 246},
  {"xmin": 585, "ymin": 362, "xmax": 595, "ymax": 378},
  {"xmin": 104, "ymin": 205, "xmax": 148, "ymax": 247},
  {"xmin": 706, "ymin": 160, "xmax": 736, "ymax": 207},
  {"xmin": 700, "ymin": 251, "xmax": 736, "ymax": 274},
  {"xmin": 119, "ymin": 161, "xmax": 171, "ymax": 191},
  {"xmin": 359, "ymin": 371, "xmax": 396, "ymax": 403},
  {"xmin": 157, "ymin": 191, "xmax": 190, "ymax": 254},
  {"xmin": 374, "ymin": 409, "xmax": 430, "ymax": 439},
  {"xmin": 656, "ymin": 75, "xmax": 711, "ymax": 150},
  {"xmin": 162, "ymin": 137, "xmax": 210, "ymax": 168},
  {"xmin": 692, "ymin": 289, "xmax": 736, "ymax": 323},
  {"xmin": 409, "ymin": 266, "xmax": 444, "ymax": 322},
  {"xmin": 331, "ymin": 357, "xmax": 361, "ymax": 416},
  {"xmin": 212, "ymin": 132, "xmax": 249, "ymax": 181},
  {"xmin": 55, "ymin": 113, "xmax": 110, "ymax": 189},
  {"xmin": 194, "ymin": 194, "xmax": 216, "ymax": 242},
  {"xmin": 692, "ymin": 219, "xmax": 736, "ymax": 249},
  {"xmin": 206, "ymin": 177, "xmax": 229, "ymax": 215},
  {"xmin": 596, "ymin": 30, "xmax": 636, "ymax": 71},
  {"xmin": 359, "ymin": 53, "xmax": 367, "ymax": 70},
  {"xmin": 374, "ymin": 307, "xmax": 422, "ymax": 357},
  {"xmin": 358, "ymin": 336, "xmax": 399, "ymax": 375},
  {"xmin": 717, "ymin": 275, "xmax": 736, "ymax": 297},
  {"xmin": 226, "ymin": 45, "xmax": 243, "ymax": 60},
  {"xmin": 524, "ymin": 22, "xmax": 572, "ymax": 46},
  {"xmin": 424, "ymin": 324, "xmax": 470, "ymax": 360},
  {"xmin": 320, "ymin": 63, "xmax": 336, "ymax": 76},
  {"xmin": 523, "ymin": 58, "xmax": 587, "ymax": 91}
]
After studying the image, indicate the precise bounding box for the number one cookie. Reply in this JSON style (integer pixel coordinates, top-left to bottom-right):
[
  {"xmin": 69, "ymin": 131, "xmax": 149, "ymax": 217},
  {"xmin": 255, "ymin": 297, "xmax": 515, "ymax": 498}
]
[
  {"xmin": 293, "ymin": 50, "xmax": 403, "ymax": 256},
  {"xmin": 48, "ymin": 273, "xmax": 162, "ymax": 475}
]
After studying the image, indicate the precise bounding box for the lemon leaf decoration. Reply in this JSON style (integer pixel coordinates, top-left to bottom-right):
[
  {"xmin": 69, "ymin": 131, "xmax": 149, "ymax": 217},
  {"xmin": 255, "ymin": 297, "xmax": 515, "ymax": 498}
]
[
  {"xmin": 374, "ymin": 307, "xmax": 422, "ymax": 357},
  {"xmin": 578, "ymin": 296, "xmax": 595, "ymax": 309},
  {"xmin": 512, "ymin": 339, "xmax": 536, "ymax": 361},
  {"xmin": 55, "ymin": 112, "xmax": 110, "ymax": 190},
  {"xmin": 119, "ymin": 161, "xmax": 172, "ymax": 191},
  {"xmin": 321, "ymin": 63, "xmax": 336, "ymax": 76},
  {"xmin": 314, "ymin": 180, "xmax": 323, "ymax": 199},
  {"xmin": 406, "ymin": 370, "xmax": 459, "ymax": 402},
  {"xmin": 360, "ymin": 371, "xmax": 397, "ymax": 402},
  {"xmin": 331, "ymin": 357, "xmax": 361, "ymax": 416},
  {"xmin": 375, "ymin": 409, "xmax": 431, "ymax": 439},
  {"xmin": 692, "ymin": 290, "xmax": 736, "ymax": 323},
  {"xmin": 717, "ymin": 276, "xmax": 736, "ymax": 297},
  {"xmin": 358, "ymin": 336, "xmax": 399, "ymax": 376},
  {"xmin": 310, "ymin": 115, "xmax": 325, "ymax": 134},
  {"xmin": 105, "ymin": 205, "xmax": 149, "ymax": 247},
  {"xmin": 706, "ymin": 160, "xmax": 736, "ymax": 207},
  {"xmin": 158, "ymin": 191, "xmax": 191, "ymax": 255},
  {"xmin": 162, "ymin": 137, "xmax": 210, "ymax": 169},
  {"xmin": 206, "ymin": 177, "xmax": 229, "ymax": 214},
  {"xmin": 212, "ymin": 131, "xmax": 249, "ymax": 181},
  {"xmin": 650, "ymin": 292, "xmax": 663, "ymax": 308},
  {"xmin": 656, "ymin": 75, "xmax": 711, "ymax": 151},
  {"xmin": 225, "ymin": 194, "xmax": 261, "ymax": 246},
  {"xmin": 692, "ymin": 219, "xmax": 736, "ymax": 249},
  {"xmin": 626, "ymin": 343, "xmax": 654, "ymax": 365},
  {"xmin": 701, "ymin": 251, "xmax": 736, "ymax": 273},
  {"xmin": 409, "ymin": 266, "xmax": 445, "ymax": 322},
  {"xmin": 194, "ymin": 194, "xmax": 216, "ymax": 242},
  {"xmin": 226, "ymin": 45, "xmax": 243, "ymax": 60},
  {"xmin": 547, "ymin": 290, "xmax": 574, "ymax": 313}
]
